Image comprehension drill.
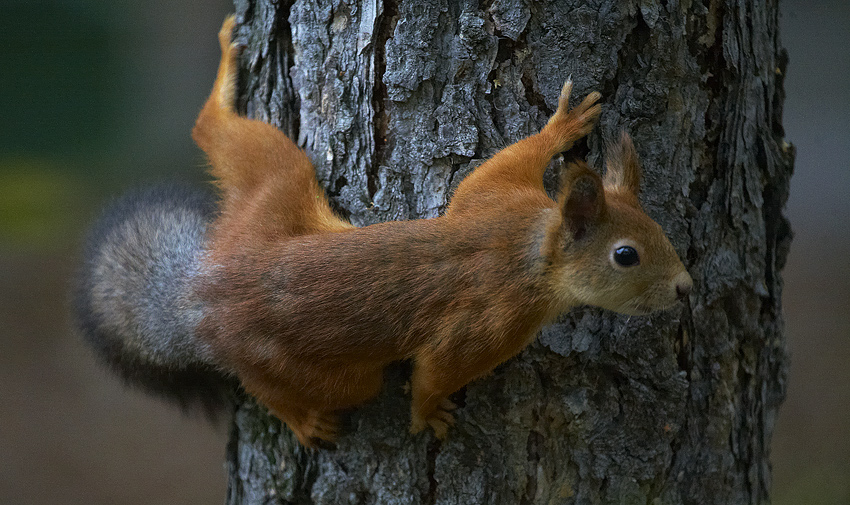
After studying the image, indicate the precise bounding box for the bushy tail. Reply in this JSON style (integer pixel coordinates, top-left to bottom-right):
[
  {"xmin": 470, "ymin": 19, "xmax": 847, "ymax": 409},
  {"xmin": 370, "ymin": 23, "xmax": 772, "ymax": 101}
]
[{"xmin": 73, "ymin": 184, "xmax": 236, "ymax": 417}]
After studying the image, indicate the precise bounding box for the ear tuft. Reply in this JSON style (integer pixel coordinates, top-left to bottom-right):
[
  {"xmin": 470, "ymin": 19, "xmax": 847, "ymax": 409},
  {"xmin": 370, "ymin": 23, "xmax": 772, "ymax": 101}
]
[
  {"xmin": 603, "ymin": 131, "xmax": 641, "ymax": 195},
  {"xmin": 559, "ymin": 162, "xmax": 605, "ymax": 241}
]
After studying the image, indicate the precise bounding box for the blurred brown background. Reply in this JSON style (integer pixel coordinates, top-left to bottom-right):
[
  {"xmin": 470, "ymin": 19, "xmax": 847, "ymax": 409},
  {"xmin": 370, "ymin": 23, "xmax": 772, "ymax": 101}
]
[{"xmin": 0, "ymin": 1, "xmax": 847, "ymax": 504}]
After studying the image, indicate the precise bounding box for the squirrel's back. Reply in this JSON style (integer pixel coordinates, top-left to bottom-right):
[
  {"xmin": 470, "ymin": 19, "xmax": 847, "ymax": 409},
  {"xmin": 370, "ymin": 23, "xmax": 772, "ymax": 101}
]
[{"xmin": 73, "ymin": 184, "xmax": 234, "ymax": 416}]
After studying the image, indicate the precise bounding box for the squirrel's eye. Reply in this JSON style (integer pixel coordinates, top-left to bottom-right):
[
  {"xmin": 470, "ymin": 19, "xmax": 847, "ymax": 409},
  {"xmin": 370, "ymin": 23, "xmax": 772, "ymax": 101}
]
[{"xmin": 613, "ymin": 246, "xmax": 640, "ymax": 267}]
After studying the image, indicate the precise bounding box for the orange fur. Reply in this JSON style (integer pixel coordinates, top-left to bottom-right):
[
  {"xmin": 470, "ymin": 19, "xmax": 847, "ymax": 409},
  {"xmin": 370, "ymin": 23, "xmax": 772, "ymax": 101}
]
[{"xmin": 192, "ymin": 16, "xmax": 692, "ymax": 447}]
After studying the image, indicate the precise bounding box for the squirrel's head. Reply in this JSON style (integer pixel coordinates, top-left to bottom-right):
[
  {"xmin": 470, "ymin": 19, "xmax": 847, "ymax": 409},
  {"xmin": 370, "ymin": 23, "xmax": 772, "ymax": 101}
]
[{"xmin": 545, "ymin": 133, "xmax": 693, "ymax": 316}]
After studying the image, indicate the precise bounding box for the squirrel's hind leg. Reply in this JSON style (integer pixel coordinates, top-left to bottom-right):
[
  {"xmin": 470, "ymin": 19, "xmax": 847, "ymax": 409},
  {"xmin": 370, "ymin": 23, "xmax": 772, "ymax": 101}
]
[{"xmin": 193, "ymin": 15, "xmax": 352, "ymax": 235}]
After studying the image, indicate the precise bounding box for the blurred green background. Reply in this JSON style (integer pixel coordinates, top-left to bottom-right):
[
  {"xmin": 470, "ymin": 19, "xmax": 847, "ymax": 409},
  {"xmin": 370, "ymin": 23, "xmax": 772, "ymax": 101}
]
[
  {"xmin": 0, "ymin": 1, "xmax": 847, "ymax": 504},
  {"xmin": 0, "ymin": 0, "xmax": 227, "ymax": 252}
]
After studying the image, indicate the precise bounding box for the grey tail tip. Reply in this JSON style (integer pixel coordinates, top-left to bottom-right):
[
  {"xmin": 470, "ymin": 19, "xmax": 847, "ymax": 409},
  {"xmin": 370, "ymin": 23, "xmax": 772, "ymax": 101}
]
[{"xmin": 72, "ymin": 182, "xmax": 237, "ymax": 421}]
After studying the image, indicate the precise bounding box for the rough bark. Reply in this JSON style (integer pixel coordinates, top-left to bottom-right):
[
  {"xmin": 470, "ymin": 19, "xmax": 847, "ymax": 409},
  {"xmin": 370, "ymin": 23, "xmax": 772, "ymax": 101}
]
[{"xmin": 225, "ymin": 0, "xmax": 793, "ymax": 503}]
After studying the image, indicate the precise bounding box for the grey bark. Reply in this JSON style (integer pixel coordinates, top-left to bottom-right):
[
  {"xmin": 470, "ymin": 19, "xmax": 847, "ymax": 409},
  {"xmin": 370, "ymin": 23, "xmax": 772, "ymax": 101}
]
[{"xmin": 225, "ymin": 0, "xmax": 793, "ymax": 503}]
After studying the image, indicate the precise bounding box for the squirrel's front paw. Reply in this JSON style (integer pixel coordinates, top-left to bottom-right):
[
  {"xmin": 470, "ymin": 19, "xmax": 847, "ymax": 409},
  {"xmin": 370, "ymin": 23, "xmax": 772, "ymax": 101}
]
[
  {"xmin": 411, "ymin": 398, "xmax": 457, "ymax": 439},
  {"xmin": 545, "ymin": 80, "xmax": 602, "ymax": 151}
]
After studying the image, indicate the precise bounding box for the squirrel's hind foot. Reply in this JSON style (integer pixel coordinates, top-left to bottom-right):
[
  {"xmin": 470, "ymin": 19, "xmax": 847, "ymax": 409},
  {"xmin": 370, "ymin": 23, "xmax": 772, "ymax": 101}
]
[
  {"xmin": 218, "ymin": 15, "xmax": 237, "ymax": 54},
  {"xmin": 289, "ymin": 410, "xmax": 341, "ymax": 448}
]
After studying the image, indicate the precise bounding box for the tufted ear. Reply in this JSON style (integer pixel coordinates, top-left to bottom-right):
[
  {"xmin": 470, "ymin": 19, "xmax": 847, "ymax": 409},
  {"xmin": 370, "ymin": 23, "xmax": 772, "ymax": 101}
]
[
  {"xmin": 559, "ymin": 161, "xmax": 606, "ymax": 241},
  {"xmin": 603, "ymin": 131, "xmax": 641, "ymax": 195}
]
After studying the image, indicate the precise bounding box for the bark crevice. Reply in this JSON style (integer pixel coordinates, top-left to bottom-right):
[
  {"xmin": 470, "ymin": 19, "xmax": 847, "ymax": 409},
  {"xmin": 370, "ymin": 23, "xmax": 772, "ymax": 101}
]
[{"xmin": 369, "ymin": 0, "xmax": 398, "ymax": 201}]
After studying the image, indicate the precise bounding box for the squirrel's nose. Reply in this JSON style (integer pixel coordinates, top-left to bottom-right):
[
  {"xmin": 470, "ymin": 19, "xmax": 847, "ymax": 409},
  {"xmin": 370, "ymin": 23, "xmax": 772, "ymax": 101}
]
[{"xmin": 673, "ymin": 271, "xmax": 693, "ymax": 300}]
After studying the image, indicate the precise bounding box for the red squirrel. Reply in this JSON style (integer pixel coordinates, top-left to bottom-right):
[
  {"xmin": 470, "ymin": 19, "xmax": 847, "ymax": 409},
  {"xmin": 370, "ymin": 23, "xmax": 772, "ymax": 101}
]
[{"xmin": 75, "ymin": 16, "xmax": 693, "ymax": 447}]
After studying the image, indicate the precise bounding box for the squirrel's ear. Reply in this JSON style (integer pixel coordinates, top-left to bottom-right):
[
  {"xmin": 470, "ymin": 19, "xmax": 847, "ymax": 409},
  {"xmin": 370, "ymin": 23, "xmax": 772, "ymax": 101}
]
[
  {"xmin": 559, "ymin": 162, "xmax": 606, "ymax": 241},
  {"xmin": 603, "ymin": 131, "xmax": 641, "ymax": 195}
]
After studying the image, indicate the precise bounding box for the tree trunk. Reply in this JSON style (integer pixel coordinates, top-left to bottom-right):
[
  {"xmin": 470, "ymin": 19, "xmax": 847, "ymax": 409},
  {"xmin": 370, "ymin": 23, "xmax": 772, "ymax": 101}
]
[{"xmin": 225, "ymin": 0, "xmax": 793, "ymax": 503}]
